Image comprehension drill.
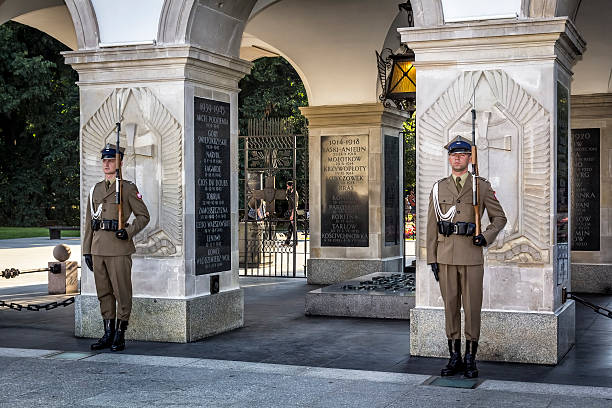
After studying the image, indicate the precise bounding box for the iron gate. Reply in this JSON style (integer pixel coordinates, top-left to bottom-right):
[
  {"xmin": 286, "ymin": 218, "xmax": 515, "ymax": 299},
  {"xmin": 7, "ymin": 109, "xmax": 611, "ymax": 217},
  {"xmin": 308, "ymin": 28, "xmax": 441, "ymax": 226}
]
[{"xmin": 239, "ymin": 118, "xmax": 309, "ymax": 277}]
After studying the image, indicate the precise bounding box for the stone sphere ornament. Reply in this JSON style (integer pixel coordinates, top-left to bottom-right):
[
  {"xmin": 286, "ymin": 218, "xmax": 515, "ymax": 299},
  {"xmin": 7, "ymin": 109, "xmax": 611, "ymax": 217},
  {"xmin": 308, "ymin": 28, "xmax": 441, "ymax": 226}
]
[{"xmin": 53, "ymin": 244, "xmax": 71, "ymax": 262}]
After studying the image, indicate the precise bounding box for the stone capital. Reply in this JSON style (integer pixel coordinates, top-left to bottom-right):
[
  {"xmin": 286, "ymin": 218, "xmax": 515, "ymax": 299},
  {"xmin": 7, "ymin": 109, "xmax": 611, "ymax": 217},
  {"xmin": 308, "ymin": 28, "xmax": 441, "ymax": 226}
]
[
  {"xmin": 63, "ymin": 45, "xmax": 252, "ymax": 90},
  {"xmin": 571, "ymin": 93, "xmax": 612, "ymax": 120},
  {"xmin": 398, "ymin": 17, "xmax": 585, "ymax": 72},
  {"xmin": 300, "ymin": 103, "xmax": 408, "ymax": 129}
]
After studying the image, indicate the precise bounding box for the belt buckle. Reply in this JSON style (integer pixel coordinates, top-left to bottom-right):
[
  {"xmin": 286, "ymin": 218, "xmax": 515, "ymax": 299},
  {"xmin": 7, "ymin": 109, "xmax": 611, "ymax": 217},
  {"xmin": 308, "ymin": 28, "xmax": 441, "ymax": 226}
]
[{"xmin": 452, "ymin": 223, "xmax": 459, "ymax": 235}]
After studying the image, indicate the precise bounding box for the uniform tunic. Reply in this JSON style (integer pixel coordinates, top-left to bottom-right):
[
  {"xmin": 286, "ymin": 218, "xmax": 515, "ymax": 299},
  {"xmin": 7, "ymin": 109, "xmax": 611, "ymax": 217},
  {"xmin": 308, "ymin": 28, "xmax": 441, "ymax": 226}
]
[
  {"xmin": 83, "ymin": 179, "xmax": 150, "ymax": 321},
  {"xmin": 426, "ymin": 172, "xmax": 506, "ymax": 340}
]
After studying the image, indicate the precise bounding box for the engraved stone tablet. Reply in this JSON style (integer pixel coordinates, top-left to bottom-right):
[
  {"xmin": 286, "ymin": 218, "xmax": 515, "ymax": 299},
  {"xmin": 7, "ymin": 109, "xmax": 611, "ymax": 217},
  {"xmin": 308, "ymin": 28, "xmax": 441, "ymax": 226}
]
[
  {"xmin": 556, "ymin": 82, "xmax": 569, "ymax": 245},
  {"xmin": 194, "ymin": 97, "xmax": 231, "ymax": 275},
  {"xmin": 571, "ymin": 128, "xmax": 600, "ymax": 251},
  {"xmin": 321, "ymin": 135, "xmax": 369, "ymax": 247},
  {"xmin": 384, "ymin": 135, "xmax": 400, "ymax": 246}
]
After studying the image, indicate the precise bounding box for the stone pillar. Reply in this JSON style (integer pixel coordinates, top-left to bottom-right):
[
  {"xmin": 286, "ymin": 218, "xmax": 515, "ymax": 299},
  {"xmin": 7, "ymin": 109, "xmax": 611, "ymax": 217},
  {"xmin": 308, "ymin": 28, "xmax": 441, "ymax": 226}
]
[
  {"xmin": 48, "ymin": 261, "xmax": 78, "ymax": 295},
  {"xmin": 65, "ymin": 45, "xmax": 251, "ymax": 342},
  {"xmin": 400, "ymin": 18, "xmax": 585, "ymax": 364},
  {"xmin": 570, "ymin": 94, "xmax": 612, "ymax": 293},
  {"xmin": 300, "ymin": 104, "xmax": 409, "ymax": 285}
]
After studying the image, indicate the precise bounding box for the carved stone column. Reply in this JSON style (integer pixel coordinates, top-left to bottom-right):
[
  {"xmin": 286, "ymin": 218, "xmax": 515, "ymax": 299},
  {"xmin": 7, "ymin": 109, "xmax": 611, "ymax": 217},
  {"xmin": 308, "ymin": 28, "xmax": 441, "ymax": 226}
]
[
  {"xmin": 399, "ymin": 18, "xmax": 585, "ymax": 364},
  {"xmin": 300, "ymin": 104, "xmax": 409, "ymax": 284},
  {"xmin": 65, "ymin": 45, "xmax": 251, "ymax": 342}
]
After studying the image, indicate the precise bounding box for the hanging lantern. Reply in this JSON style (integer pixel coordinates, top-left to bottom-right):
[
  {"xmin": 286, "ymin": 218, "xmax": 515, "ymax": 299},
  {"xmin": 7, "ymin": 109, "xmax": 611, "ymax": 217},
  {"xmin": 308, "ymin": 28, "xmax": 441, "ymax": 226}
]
[
  {"xmin": 376, "ymin": 47, "xmax": 416, "ymax": 112},
  {"xmin": 375, "ymin": 2, "xmax": 416, "ymax": 112}
]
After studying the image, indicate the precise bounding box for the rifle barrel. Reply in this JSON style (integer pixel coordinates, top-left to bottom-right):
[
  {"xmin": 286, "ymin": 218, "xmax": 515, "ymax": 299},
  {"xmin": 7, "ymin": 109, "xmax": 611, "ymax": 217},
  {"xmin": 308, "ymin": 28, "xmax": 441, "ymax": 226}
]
[
  {"xmin": 116, "ymin": 121, "xmax": 123, "ymax": 230},
  {"xmin": 471, "ymin": 108, "xmax": 481, "ymax": 235}
]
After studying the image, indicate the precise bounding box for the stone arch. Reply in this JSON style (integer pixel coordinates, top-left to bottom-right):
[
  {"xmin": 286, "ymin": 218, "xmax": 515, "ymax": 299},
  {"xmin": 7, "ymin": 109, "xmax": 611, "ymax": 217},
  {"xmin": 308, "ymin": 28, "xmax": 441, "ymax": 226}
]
[
  {"xmin": 64, "ymin": 0, "xmax": 99, "ymax": 50},
  {"xmin": 410, "ymin": 0, "xmax": 444, "ymax": 27},
  {"xmin": 157, "ymin": 0, "xmax": 257, "ymax": 57},
  {"xmin": 157, "ymin": 0, "xmax": 194, "ymax": 45},
  {"xmin": 525, "ymin": 0, "xmax": 582, "ymax": 20}
]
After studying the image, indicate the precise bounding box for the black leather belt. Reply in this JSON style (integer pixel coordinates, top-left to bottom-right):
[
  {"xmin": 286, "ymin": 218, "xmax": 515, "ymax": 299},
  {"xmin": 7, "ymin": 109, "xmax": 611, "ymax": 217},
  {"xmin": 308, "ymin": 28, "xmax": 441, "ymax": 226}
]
[
  {"xmin": 438, "ymin": 221, "xmax": 476, "ymax": 237},
  {"xmin": 91, "ymin": 219, "xmax": 119, "ymax": 231}
]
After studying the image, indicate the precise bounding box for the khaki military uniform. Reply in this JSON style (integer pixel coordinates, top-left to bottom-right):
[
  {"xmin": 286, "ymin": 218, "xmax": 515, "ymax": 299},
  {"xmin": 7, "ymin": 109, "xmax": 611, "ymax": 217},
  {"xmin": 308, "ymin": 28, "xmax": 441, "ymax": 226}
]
[
  {"xmin": 83, "ymin": 179, "xmax": 150, "ymax": 321},
  {"xmin": 427, "ymin": 172, "xmax": 506, "ymax": 341}
]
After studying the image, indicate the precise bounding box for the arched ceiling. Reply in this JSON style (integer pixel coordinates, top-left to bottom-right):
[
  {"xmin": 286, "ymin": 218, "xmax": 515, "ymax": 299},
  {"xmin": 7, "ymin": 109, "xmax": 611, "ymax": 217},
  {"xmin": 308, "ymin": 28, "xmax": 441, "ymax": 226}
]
[
  {"xmin": 0, "ymin": 0, "xmax": 609, "ymax": 98},
  {"xmin": 571, "ymin": 0, "xmax": 612, "ymax": 94},
  {"xmin": 0, "ymin": 0, "xmax": 77, "ymax": 49},
  {"xmin": 243, "ymin": 0, "xmax": 401, "ymax": 106}
]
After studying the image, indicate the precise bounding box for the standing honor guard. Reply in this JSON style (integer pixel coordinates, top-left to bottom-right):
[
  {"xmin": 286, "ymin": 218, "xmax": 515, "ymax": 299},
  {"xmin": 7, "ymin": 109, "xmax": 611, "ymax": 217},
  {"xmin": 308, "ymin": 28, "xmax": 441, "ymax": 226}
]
[
  {"xmin": 83, "ymin": 143, "xmax": 150, "ymax": 351},
  {"xmin": 426, "ymin": 135, "xmax": 507, "ymax": 378}
]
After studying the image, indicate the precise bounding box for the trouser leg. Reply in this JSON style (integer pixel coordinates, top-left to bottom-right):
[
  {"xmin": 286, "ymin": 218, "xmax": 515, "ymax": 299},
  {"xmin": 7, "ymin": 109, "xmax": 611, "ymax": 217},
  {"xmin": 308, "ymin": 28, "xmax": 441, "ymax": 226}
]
[
  {"xmin": 460, "ymin": 264, "xmax": 484, "ymax": 341},
  {"xmin": 285, "ymin": 221, "xmax": 294, "ymax": 244},
  {"xmin": 438, "ymin": 264, "xmax": 461, "ymax": 339},
  {"xmin": 105, "ymin": 256, "xmax": 133, "ymax": 321},
  {"xmin": 92, "ymin": 255, "xmax": 116, "ymax": 320}
]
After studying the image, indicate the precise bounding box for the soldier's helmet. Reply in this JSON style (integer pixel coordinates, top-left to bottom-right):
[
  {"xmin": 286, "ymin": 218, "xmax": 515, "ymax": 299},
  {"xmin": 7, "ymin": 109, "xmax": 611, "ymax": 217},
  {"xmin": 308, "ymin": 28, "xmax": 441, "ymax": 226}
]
[
  {"xmin": 101, "ymin": 143, "xmax": 125, "ymax": 160},
  {"xmin": 444, "ymin": 135, "xmax": 472, "ymax": 154}
]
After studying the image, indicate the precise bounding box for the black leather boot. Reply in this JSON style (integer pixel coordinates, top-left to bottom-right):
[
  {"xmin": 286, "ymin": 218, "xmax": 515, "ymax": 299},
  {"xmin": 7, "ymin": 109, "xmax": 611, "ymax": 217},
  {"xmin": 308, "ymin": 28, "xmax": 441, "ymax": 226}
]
[
  {"xmin": 464, "ymin": 340, "xmax": 479, "ymax": 378},
  {"xmin": 110, "ymin": 320, "xmax": 128, "ymax": 352},
  {"xmin": 440, "ymin": 339, "xmax": 464, "ymax": 376},
  {"xmin": 91, "ymin": 319, "xmax": 115, "ymax": 351}
]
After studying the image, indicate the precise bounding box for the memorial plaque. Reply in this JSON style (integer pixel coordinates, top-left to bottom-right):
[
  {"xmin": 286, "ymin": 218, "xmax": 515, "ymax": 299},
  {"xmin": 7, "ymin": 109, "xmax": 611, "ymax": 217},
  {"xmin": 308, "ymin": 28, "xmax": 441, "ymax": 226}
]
[
  {"xmin": 555, "ymin": 83, "xmax": 569, "ymax": 284},
  {"xmin": 556, "ymin": 82, "xmax": 569, "ymax": 245},
  {"xmin": 321, "ymin": 135, "xmax": 369, "ymax": 247},
  {"xmin": 384, "ymin": 135, "xmax": 400, "ymax": 246},
  {"xmin": 571, "ymin": 128, "xmax": 600, "ymax": 251},
  {"xmin": 194, "ymin": 97, "xmax": 231, "ymax": 275}
]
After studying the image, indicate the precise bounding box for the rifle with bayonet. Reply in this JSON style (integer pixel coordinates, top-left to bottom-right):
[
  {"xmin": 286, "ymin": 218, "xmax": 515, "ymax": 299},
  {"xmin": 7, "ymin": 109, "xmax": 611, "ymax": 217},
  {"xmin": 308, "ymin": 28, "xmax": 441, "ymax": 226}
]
[
  {"xmin": 116, "ymin": 98, "xmax": 123, "ymax": 231},
  {"xmin": 471, "ymin": 108, "xmax": 480, "ymax": 236}
]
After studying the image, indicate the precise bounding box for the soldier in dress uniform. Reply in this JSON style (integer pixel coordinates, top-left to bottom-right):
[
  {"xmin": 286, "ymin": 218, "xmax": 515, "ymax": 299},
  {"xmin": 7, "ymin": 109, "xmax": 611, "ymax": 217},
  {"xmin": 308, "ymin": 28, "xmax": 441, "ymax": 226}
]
[
  {"xmin": 83, "ymin": 144, "xmax": 150, "ymax": 352},
  {"xmin": 284, "ymin": 181, "xmax": 299, "ymax": 246},
  {"xmin": 427, "ymin": 135, "xmax": 507, "ymax": 378}
]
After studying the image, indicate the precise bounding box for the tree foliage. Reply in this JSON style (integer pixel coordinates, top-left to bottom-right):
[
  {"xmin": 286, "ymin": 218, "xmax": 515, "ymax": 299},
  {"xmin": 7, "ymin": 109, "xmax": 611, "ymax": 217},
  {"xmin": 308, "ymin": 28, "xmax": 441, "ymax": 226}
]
[
  {"xmin": 0, "ymin": 22, "xmax": 79, "ymax": 226},
  {"xmin": 403, "ymin": 112, "xmax": 416, "ymax": 194},
  {"xmin": 238, "ymin": 57, "xmax": 308, "ymax": 135},
  {"xmin": 238, "ymin": 57, "xmax": 309, "ymax": 211}
]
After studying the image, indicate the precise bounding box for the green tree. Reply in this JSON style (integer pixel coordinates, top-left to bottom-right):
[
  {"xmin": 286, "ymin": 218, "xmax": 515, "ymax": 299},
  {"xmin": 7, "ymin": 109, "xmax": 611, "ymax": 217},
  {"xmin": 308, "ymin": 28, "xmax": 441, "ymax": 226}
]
[
  {"xmin": 238, "ymin": 57, "xmax": 309, "ymax": 212},
  {"xmin": 403, "ymin": 112, "xmax": 416, "ymax": 194},
  {"xmin": 238, "ymin": 57, "xmax": 308, "ymax": 135},
  {"xmin": 0, "ymin": 22, "xmax": 79, "ymax": 226}
]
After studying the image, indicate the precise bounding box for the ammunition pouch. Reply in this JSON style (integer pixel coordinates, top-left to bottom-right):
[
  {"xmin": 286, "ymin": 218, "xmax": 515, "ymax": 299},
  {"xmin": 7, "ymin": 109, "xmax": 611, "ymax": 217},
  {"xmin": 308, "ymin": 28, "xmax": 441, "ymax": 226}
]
[
  {"xmin": 91, "ymin": 219, "xmax": 118, "ymax": 232},
  {"xmin": 437, "ymin": 221, "xmax": 476, "ymax": 237}
]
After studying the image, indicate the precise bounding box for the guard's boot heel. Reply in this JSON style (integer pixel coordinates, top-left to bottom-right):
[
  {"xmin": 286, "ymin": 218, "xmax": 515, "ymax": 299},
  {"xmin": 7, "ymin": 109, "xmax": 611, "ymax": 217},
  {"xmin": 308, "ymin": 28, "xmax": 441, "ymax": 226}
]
[
  {"xmin": 441, "ymin": 339, "xmax": 464, "ymax": 376},
  {"xmin": 90, "ymin": 319, "xmax": 115, "ymax": 351},
  {"xmin": 464, "ymin": 340, "xmax": 479, "ymax": 378},
  {"xmin": 110, "ymin": 320, "xmax": 128, "ymax": 352}
]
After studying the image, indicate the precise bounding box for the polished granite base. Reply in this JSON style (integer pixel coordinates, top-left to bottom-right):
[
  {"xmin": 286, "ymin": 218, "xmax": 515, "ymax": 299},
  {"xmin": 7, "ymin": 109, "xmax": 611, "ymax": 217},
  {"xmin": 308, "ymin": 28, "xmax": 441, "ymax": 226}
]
[
  {"xmin": 75, "ymin": 289, "xmax": 244, "ymax": 343},
  {"xmin": 410, "ymin": 301, "xmax": 575, "ymax": 364},
  {"xmin": 305, "ymin": 272, "xmax": 415, "ymax": 319},
  {"xmin": 572, "ymin": 263, "xmax": 612, "ymax": 294}
]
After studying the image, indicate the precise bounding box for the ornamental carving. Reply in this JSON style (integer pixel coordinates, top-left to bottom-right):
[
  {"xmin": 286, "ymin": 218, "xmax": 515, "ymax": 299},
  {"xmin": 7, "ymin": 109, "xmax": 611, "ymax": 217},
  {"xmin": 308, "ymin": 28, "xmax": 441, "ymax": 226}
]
[
  {"xmin": 418, "ymin": 70, "xmax": 551, "ymax": 263},
  {"xmin": 81, "ymin": 88, "xmax": 183, "ymax": 256}
]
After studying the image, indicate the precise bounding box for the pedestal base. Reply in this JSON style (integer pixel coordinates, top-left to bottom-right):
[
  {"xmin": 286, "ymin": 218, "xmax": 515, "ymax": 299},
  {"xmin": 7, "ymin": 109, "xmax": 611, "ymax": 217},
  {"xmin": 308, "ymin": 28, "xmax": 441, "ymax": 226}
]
[
  {"xmin": 75, "ymin": 289, "xmax": 244, "ymax": 343},
  {"xmin": 305, "ymin": 272, "xmax": 415, "ymax": 319},
  {"xmin": 409, "ymin": 301, "xmax": 575, "ymax": 364},
  {"xmin": 48, "ymin": 261, "xmax": 78, "ymax": 295},
  {"xmin": 571, "ymin": 263, "xmax": 612, "ymax": 293},
  {"xmin": 307, "ymin": 257, "xmax": 402, "ymax": 285}
]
